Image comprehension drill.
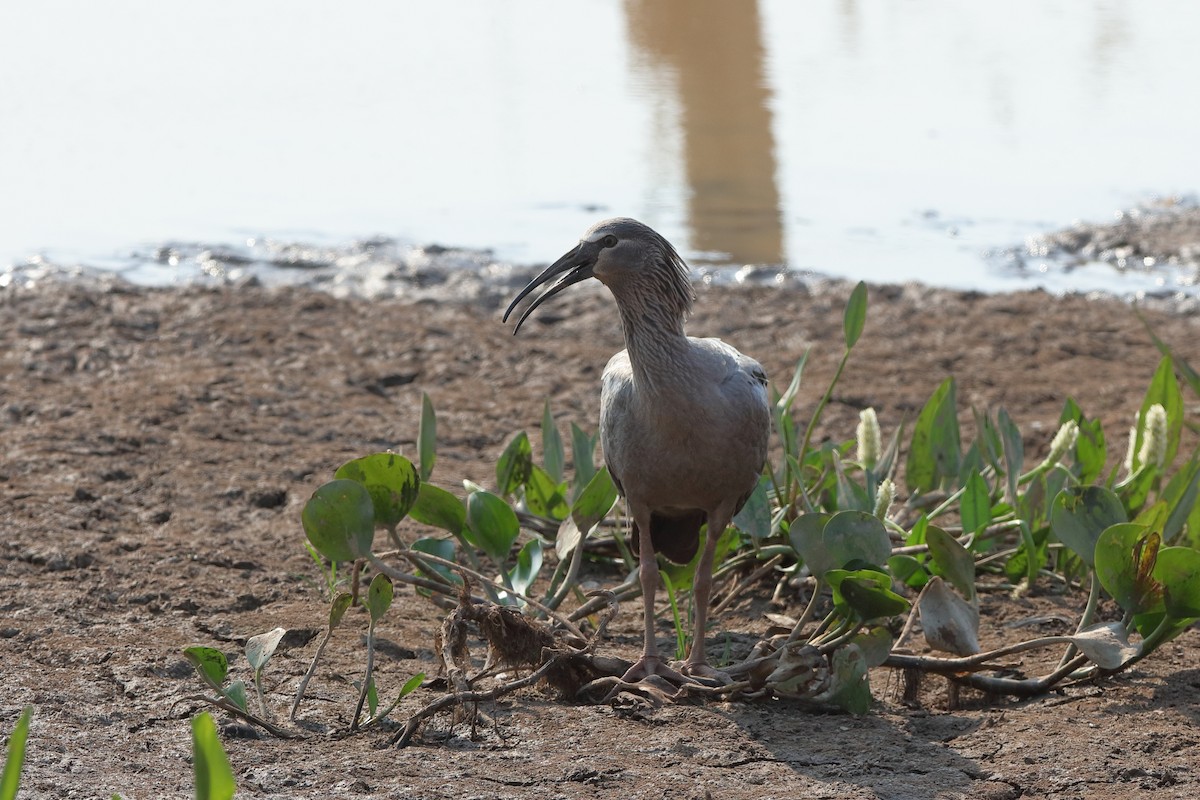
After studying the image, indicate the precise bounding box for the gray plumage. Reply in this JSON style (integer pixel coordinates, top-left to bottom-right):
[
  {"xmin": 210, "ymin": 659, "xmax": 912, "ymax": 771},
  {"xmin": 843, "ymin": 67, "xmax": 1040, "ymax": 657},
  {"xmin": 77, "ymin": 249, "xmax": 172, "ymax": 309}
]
[{"xmin": 504, "ymin": 217, "xmax": 770, "ymax": 684}]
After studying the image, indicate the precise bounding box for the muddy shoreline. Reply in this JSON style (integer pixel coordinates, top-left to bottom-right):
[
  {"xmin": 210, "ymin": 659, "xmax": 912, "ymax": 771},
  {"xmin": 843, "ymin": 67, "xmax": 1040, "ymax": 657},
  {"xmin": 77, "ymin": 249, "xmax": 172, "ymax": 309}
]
[{"xmin": 3, "ymin": 277, "xmax": 1200, "ymax": 798}]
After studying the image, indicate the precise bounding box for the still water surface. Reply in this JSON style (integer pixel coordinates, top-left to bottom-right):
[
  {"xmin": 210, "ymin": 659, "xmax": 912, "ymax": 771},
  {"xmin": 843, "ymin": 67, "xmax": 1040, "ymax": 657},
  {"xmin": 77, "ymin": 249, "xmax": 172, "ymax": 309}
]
[{"xmin": 2, "ymin": 1, "xmax": 1198, "ymax": 294}]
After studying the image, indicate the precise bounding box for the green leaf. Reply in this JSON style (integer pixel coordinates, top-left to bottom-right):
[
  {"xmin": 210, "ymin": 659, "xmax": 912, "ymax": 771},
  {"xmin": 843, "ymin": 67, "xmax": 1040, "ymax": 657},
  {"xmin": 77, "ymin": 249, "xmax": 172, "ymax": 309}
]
[
  {"xmin": 827, "ymin": 568, "xmax": 909, "ymax": 621},
  {"xmin": 465, "ymin": 490, "xmax": 521, "ymax": 564},
  {"xmin": 905, "ymin": 377, "xmax": 960, "ymax": 493},
  {"xmin": 335, "ymin": 452, "xmax": 421, "ymax": 530},
  {"xmin": 925, "ymin": 525, "xmax": 976, "ymax": 601},
  {"xmin": 569, "ymin": 423, "xmax": 598, "ymax": 500},
  {"xmin": 184, "ymin": 647, "xmax": 229, "ymax": 692},
  {"xmin": 1051, "ymin": 485, "xmax": 1128, "ymax": 566},
  {"xmin": 1, "ymin": 707, "xmax": 32, "ymax": 800},
  {"xmin": 1061, "ymin": 398, "xmax": 1106, "ymax": 484},
  {"xmin": 366, "ymin": 677, "xmax": 379, "ymax": 717},
  {"xmin": 1138, "ymin": 309, "xmax": 1200, "ymax": 400},
  {"xmin": 789, "ymin": 512, "xmax": 834, "ymax": 576},
  {"xmin": 1095, "ymin": 523, "xmax": 1164, "ymax": 615},
  {"xmin": 733, "ymin": 475, "xmax": 773, "ymax": 540},
  {"xmin": 822, "ymin": 510, "xmax": 891, "ymax": 573},
  {"xmin": 507, "ymin": 539, "xmax": 544, "ymax": 599},
  {"xmin": 1153, "ymin": 546, "xmax": 1200, "ymax": 619},
  {"xmin": 245, "ymin": 627, "xmax": 286, "ymax": 673},
  {"xmin": 496, "ymin": 433, "xmax": 533, "ymax": 497},
  {"xmin": 559, "ymin": 467, "xmax": 618, "ymax": 558},
  {"xmin": 849, "ymin": 626, "xmax": 894, "ymax": 668},
  {"xmin": 328, "ymin": 592, "xmax": 354, "ymax": 630},
  {"xmin": 410, "ymin": 483, "xmax": 466, "ymax": 536},
  {"xmin": 302, "ymin": 479, "xmax": 376, "ymax": 561},
  {"xmin": 960, "ymin": 469, "xmax": 992, "ymax": 540},
  {"xmin": 997, "ymin": 408, "xmax": 1023, "ymax": 506},
  {"xmin": 1162, "ymin": 456, "xmax": 1200, "ymax": 544},
  {"xmin": 774, "ymin": 352, "xmax": 808, "ymax": 417},
  {"xmin": 191, "ymin": 712, "xmax": 236, "ymax": 800},
  {"xmin": 418, "ymin": 392, "xmax": 437, "ymax": 482},
  {"xmin": 411, "ymin": 537, "xmax": 461, "ymax": 592},
  {"xmin": 825, "ymin": 645, "xmax": 871, "ymax": 714},
  {"xmin": 524, "ymin": 465, "xmax": 569, "ymax": 521},
  {"xmin": 365, "ymin": 573, "xmax": 394, "ymax": 623},
  {"xmin": 541, "ymin": 400, "xmax": 565, "ymax": 484},
  {"xmin": 888, "ymin": 554, "xmax": 928, "ymax": 589},
  {"xmin": 571, "ymin": 466, "xmax": 618, "ymax": 533},
  {"xmin": 399, "ymin": 672, "xmax": 425, "ymax": 698},
  {"xmin": 842, "ymin": 281, "xmax": 868, "ymax": 349},
  {"xmin": 223, "ymin": 681, "xmax": 248, "ymax": 712}
]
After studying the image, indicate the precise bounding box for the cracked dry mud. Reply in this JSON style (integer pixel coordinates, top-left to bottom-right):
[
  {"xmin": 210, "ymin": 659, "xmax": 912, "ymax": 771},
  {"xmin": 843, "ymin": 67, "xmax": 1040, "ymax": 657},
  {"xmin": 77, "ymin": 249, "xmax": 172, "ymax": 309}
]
[{"xmin": 3, "ymin": 279, "xmax": 1199, "ymax": 799}]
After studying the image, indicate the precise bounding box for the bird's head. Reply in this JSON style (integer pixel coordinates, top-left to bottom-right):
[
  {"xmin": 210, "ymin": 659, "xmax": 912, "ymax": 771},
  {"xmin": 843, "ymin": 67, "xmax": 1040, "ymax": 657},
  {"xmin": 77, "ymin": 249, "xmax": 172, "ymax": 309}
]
[{"xmin": 503, "ymin": 217, "xmax": 694, "ymax": 334}]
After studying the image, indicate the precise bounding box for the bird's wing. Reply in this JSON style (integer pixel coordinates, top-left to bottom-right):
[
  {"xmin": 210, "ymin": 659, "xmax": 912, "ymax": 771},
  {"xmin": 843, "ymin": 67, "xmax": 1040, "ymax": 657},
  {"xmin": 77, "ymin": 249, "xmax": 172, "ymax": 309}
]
[{"xmin": 599, "ymin": 349, "xmax": 634, "ymax": 497}]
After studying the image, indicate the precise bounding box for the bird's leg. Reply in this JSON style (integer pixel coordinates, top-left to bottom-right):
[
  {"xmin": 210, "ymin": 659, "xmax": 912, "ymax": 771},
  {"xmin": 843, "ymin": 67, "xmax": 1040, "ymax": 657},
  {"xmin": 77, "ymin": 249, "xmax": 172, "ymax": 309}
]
[
  {"xmin": 619, "ymin": 509, "xmax": 687, "ymax": 685},
  {"xmin": 681, "ymin": 517, "xmax": 732, "ymax": 685}
]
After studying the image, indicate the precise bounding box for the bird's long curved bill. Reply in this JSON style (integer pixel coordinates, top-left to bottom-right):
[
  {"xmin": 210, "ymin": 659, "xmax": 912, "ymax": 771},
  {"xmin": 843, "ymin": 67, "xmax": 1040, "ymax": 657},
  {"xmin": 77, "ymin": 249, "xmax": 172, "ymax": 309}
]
[{"xmin": 502, "ymin": 245, "xmax": 595, "ymax": 334}]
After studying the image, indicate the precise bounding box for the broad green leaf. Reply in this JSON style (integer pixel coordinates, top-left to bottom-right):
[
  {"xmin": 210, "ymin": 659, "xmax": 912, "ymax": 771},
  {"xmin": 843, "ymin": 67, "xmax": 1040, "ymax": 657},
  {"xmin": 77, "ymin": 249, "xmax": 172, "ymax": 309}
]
[
  {"xmin": 925, "ymin": 525, "xmax": 976, "ymax": 601},
  {"xmin": 245, "ymin": 627, "xmax": 287, "ymax": 673},
  {"xmin": 833, "ymin": 451, "xmax": 869, "ymax": 511},
  {"xmin": 888, "ymin": 554, "xmax": 928, "ymax": 589},
  {"xmin": 302, "ymin": 479, "xmax": 376, "ymax": 561},
  {"xmin": 1, "ymin": 707, "xmax": 32, "ymax": 800},
  {"xmin": 788, "ymin": 512, "xmax": 833, "ymax": 576},
  {"xmin": 222, "ymin": 681, "xmax": 248, "ymax": 712},
  {"xmin": 399, "ymin": 672, "xmax": 425, "ymax": 698},
  {"xmin": 774, "ymin": 352, "xmax": 808, "ymax": 416},
  {"xmin": 843, "ymin": 281, "xmax": 868, "ymax": 349},
  {"xmin": 1051, "ymin": 485, "xmax": 1128, "ymax": 566},
  {"xmin": 997, "ymin": 408, "xmax": 1023, "ymax": 506},
  {"xmin": 569, "ymin": 423, "xmax": 598, "ymax": 499},
  {"xmin": 1133, "ymin": 501, "xmax": 1170, "ymax": 534},
  {"xmin": 1095, "ymin": 523, "xmax": 1164, "ymax": 615},
  {"xmin": 541, "ymin": 400, "xmax": 565, "ymax": 484},
  {"xmin": 411, "ymin": 537, "xmax": 461, "ymax": 590},
  {"xmin": 366, "ymin": 573, "xmax": 393, "ymax": 623},
  {"xmin": 571, "ymin": 466, "xmax": 618, "ymax": 533},
  {"xmin": 733, "ymin": 475, "xmax": 773, "ymax": 540},
  {"xmin": 465, "ymin": 490, "xmax": 521, "ymax": 564},
  {"xmin": 418, "ymin": 392, "xmax": 437, "ymax": 482},
  {"xmin": 523, "ymin": 465, "xmax": 569, "ymax": 521},
  {"xmin": 827, "ymin": 568, "xmax": 909, "ymax": 621},
  {"xmin": 821, "ymin": 510, "xmax": 891, "ymax": 573},
  {"xmin": 328, "ymin": 592, "xmax": 354, "ymax": 630},
  {"xmin": 184, "ymin": 647, "xmax": 229, "ymax": 691},
  {"xmin": 918, "ymin": 576, "xmax": 980, "ymax": 656},
  {"xmin": 905, "ymin": 377, "xmax": 960, "ymax": 493},
  {"xmin": 410, "ymin": 483, "xmax": 466, "ymax": 536},
  {"xmin": 191, "ymin": 712, "xmax": 235, "ymax": 800},
  {"xmin": 1071, "ymin": 621, "xmax": 1140, "ymax": 669},
  {"xmin": 824, "ymin": 644, "xmax": 871, "ymax": 714},
  {"xmin": 1162, "ymin": 456, "xmax": 1200, "ymax": 544},
  {"xmin": 1061, "ymin": 398, "xmax": 1106, "ymax": 484},
  {"xmin": 960, "ymin": 470, "xmax": 992, "ymax": 540},
  {"xmin": 507, "ymin": 539, "xmax": 544, "ymax": 599},
  {"xmin": 496, "ymin": 432, "xmax": 533, "ymax": 497},
  {"xmin": 849, "ymin": 627, "xmax": 894, "ymax": 668},
  {"xmin": 1153, "ymin": 546, "xmax": 1200, "ymax": 619},
  {"xmin": 335, "ymin": 452, "xmax": 421, "ymax": 530}
]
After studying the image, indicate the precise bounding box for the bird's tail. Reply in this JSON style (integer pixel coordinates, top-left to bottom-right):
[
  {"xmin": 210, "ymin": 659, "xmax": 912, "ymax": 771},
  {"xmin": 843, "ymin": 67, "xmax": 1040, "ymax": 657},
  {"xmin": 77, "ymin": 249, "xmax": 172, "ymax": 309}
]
[{"xmin": 630, "ymin": 509, "xmax": 706, "ymax": 564}]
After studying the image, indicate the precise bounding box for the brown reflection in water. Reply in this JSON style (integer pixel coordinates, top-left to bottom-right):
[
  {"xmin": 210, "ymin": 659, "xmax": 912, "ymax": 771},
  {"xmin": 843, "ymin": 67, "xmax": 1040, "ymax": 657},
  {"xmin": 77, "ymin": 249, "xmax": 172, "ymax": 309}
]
[{"xmin": 625, "ymin": 0, "xmax": 782, "ymax": 266}]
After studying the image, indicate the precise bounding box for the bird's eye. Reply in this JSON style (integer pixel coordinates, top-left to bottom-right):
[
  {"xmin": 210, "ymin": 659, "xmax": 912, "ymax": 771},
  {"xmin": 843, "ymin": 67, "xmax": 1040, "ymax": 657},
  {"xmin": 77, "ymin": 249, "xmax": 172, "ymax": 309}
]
[{"xmin": 602, "ymin": 234, "xmax": 618, "ymax": 248}]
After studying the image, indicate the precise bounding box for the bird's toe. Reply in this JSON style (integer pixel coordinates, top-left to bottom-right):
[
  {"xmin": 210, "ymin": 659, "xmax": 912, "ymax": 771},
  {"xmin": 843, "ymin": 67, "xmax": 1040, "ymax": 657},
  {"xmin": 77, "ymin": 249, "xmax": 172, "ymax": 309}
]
[{"xmin": 677, "ymin": 661, "xmax": 733, "ymax": 687}]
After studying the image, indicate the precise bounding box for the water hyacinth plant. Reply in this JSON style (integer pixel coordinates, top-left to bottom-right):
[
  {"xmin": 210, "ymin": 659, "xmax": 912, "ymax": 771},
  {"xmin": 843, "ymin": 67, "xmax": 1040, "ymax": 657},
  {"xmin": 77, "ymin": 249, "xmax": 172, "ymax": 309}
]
[{"xmin": 179, "ymin": 281, "xmax": 1200, "ymax": 744}]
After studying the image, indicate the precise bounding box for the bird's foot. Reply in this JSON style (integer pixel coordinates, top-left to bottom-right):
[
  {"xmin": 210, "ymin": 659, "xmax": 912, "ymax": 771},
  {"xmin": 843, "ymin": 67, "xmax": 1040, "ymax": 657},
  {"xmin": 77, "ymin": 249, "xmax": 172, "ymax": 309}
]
[
  {"xmin": 674, "ymin": 661, "xmax": 733, "ymax": 688},
  {"xmin": 619, "ymin": 655, "xmax": 688, "ymax": 686}
]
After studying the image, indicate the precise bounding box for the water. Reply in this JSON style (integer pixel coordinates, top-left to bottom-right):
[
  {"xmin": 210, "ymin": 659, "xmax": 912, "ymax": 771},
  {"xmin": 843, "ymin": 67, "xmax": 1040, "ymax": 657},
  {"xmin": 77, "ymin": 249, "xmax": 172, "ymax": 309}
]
[{"xmin": 2, "ymin": 1, "xmax": 1199, "ymax": 296}]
